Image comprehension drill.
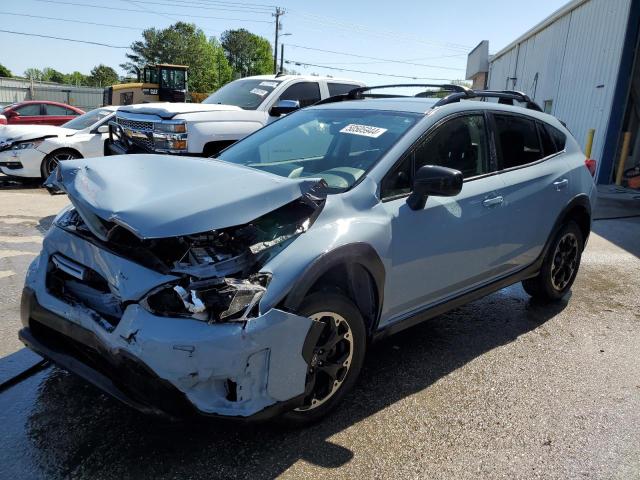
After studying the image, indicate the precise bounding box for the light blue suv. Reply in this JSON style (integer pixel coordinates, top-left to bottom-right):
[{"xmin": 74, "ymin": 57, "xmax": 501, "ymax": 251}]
[{"xmin": 20, "ymin": 85, "xmax": 596, "ymax": 424}]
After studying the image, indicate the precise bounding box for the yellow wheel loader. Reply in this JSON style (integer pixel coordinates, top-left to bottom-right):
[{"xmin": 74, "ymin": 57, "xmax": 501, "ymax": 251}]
[{"xmin": 103, "ymin": 64, "xmax": 188, "ymax": 106}]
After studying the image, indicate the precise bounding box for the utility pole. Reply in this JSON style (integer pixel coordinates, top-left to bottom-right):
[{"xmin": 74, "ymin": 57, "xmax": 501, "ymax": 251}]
[
  {"xmin": 273, "ymin": 7, "xmax": 284, "ymax": 74},
  {"xmin": 280, "ymin": 44, "xmax": 284, "ymax": 73}
]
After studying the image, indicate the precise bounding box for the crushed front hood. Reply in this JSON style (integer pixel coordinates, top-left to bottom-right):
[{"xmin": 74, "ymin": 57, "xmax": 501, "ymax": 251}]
[
  {"xmin": 0, "ymin": 124, "xmax": 75, "ymax": 143},
  {"xmin": 117, "ymin": 102, "xmax": 242, "ymax": 119},
  {"xmin": 51, "ymin": 154, "xmax": 322, "ymax": 239}
]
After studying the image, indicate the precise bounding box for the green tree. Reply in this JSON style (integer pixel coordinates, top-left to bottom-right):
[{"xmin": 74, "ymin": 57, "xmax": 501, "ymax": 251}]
[
  {"xmin": 63, "ymin": 71, "xmax": 89, "ymax": 86},
  {"xmin": 41, "ymin": 67, "xmax": 65, "ymax": 83},
  {"xmin": 121, "ymin": 22, "xmax": 233, "ymax": 93},
  {"xmin": 220, "ymin": 29, "xmax": 273, "ymax": 77},
  {"xmin": 0, "ymin": 63, "xmax": 12, "ymax": 78},
  {"xmin": 24, "ymin": 68, "xmax": 43, "ymax": 81},
  {"xmin": 88, "ymin": 64, "xmax": 119, "ymax": 87}
]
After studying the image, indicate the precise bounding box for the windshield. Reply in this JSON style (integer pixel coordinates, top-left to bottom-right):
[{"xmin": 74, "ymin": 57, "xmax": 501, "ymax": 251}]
[
  {"xmin": 62, "ymin": 108, "xmax": 113, "ymax": 130},
  {"xmin": 218, "ymin": 109, "xmax": 420, "ymax": 191},
  {"xmin": 203, "ymin": 79, "xmax": 281, "ymax": 110},
  {"xmin": 2, "ymin": 104, "xmax": 16, "ymax": 113}
]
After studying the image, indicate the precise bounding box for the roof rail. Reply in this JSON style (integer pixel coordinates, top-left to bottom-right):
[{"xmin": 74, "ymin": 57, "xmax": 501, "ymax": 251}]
[
  {"xmin": 315, "ymin": 83, "xmax": 473, "ymax": 105},
  {"xmin": 434, "ymin": 90, "xmax": 543, "ymax": 112}
]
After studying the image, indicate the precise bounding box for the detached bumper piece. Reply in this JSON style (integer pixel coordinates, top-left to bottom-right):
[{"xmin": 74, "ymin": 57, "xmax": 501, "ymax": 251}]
[{"xmin": 19, "ymin": 288, "xmax": 313, "ymax": 421}]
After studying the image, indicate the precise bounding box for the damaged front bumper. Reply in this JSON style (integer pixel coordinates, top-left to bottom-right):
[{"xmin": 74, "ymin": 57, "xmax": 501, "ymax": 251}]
[{"xmin": 19, "ymin": 227, "xmax": 320, "ymax": 420}]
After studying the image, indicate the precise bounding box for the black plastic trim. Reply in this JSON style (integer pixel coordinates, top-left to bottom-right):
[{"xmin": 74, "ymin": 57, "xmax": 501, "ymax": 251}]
[{"xmin": 282, "ymin": 243, "xmax": 385, "ymax": 334}]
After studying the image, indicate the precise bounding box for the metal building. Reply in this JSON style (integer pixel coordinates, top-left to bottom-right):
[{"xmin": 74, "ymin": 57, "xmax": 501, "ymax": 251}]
[
  {"xmin": 467, "ymin": 0, "xmax": 640, "ymax": 185},
  {"xmin": 0, "ymin": 77, "xmax": 103, "ymax": 111}
]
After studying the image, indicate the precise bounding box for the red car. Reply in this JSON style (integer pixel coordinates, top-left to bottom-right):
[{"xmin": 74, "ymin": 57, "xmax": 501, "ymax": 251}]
[{"xmin": 0, "ymin": 101, "xmax": 85, "ymax": 126}]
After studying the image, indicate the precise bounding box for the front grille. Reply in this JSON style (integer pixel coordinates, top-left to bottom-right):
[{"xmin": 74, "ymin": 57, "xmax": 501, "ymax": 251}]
[{"xmin": 116, "ymin": 117, "xmax": 154, "ymax": 132}]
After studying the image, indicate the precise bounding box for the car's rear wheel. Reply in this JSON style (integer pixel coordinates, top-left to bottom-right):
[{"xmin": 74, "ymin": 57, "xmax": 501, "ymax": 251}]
[
  {"xmin": 281, "ymin": 291, "xmax": 366, "ymax": 426},
  {"xmin": 41, "ymin": 149, "xmax": 81, "ymax": 178},
  {"xmin": 522, "ymin": 221, "xmax": 583, "ymax": 302}
]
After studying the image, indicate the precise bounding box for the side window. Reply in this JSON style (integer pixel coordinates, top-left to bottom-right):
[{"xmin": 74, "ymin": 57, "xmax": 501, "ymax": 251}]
[
  {"xmin": 493, "ymin": 114, "xmax": 543, "ymax": 169},
  {"xmin": 537, "ymin": 121, "xmax": 557, "ymax": 157},
  {"xmin": 278, "ymin": 82, "xmax": 321, "ymax": 108},
  {"xmin": 381, "ymin": 154, "xmax": 412, "ymax": 199},
  {"xmin": 415, "ymin": 114, "xmax": 490, "ymax": 178},
  {"xmin": 45, "ymin": 104, "xmax": 70, "ymax": 116},
  {"xmin": 15, "ymin": 104, "xmax": 42, "ymax": 116},
  {"xmin": 328, "ymin": 82, "xmax": 358, "ymax": 96},
  {"xmin": 546, "ymin": 124, "xmax": 566, "ymax": 151},
  {"xmin": 381, "ymin": 114, "xmax": 490, "ymax": 199}
]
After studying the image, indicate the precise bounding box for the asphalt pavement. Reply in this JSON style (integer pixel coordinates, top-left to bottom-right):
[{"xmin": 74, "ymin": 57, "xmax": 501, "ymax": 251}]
[{"xmin": 0, "ymin": 178, "xmax": 638, "ymax": 479}]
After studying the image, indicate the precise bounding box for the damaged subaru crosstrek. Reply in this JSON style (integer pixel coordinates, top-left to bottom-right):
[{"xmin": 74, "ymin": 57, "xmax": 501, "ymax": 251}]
[{"xmin": 20, "ymin": 85, "xmax": 597, "ymax": 424}]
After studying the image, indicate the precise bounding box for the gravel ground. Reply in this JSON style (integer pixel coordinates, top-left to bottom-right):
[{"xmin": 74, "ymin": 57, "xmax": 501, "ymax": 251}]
[{"xmin": 0, "ymin": 180, "xmax": 638, "ymax": 479}]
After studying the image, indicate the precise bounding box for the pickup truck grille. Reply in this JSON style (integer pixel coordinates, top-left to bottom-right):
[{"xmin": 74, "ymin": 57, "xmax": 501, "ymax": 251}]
[{"xmin": 116, "ymin": 117, "xmax": 154, "ymax": 132}]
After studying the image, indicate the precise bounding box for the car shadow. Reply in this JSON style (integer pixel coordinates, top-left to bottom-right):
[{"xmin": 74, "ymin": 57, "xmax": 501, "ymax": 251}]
[
  {"xmin": 0, "ymin": 174, "xmax": 42, "ymax": 189},
  {"xmin": 592, "ymin": 217, "xmax": 640, "ymax": 259},
  {"xmin": 17, "ymin": 284, "xmax": 568, "ymax": 479}
]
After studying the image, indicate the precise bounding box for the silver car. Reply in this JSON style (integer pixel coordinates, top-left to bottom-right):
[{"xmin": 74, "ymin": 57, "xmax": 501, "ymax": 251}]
[{"xmin": 20, "ymin": 85, "xmax": 597, "ymax": 424}]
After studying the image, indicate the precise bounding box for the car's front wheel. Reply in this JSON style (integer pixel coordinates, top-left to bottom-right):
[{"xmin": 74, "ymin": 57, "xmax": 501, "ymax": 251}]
[
  {"xmin": 522, "ymin": 221, "xmax": 584, "ymax": 302},
  {"xmin": 281, "ymin": 291, "xmax": 367, "ymax": 426},
  {"xmin": 41, "ymin": 149, "xmax": 81, "ymax": 179}
]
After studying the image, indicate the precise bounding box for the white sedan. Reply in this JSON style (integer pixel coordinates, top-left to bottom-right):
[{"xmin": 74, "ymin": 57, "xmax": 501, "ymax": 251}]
[{"xmin": 0, "ymin": 106, "xmax": 116, "ymax": 179}]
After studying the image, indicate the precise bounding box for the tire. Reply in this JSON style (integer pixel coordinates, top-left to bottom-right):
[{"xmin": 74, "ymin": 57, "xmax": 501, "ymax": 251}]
[
  {"xmin": 522, "ymin": 221, "xmax": 584, "ymax": 302},
  {"xmin": 40, "ymin": 149, "xmax": 81, "ymax": 179},
  {"xmin": 281, "ymin": 291, "xmax": 367, "ymax": 426}
]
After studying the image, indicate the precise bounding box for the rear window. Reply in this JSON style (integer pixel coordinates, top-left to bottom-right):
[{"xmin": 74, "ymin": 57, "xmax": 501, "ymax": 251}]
[
  {"xmin": 45, "ymin": 104, "xmax": 75, "ymax": 116},
  {"xmin": 546, "ymin": 124, "xmax": 567, "ymax": 151},
  {"xmin": 328, "ymin": 82, "xmax": 359, "ymax": 96},
  {"xmin": 493, "ymin": 114, "xmax": 543, "ymax": 169},
  {"xmin": 537, "ymin": 121, "xmax": 567, "ymax": 157}
]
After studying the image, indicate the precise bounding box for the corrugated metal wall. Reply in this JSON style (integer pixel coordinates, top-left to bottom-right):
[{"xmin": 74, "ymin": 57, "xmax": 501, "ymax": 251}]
[
  {"xmin": 0, "ymin": 78, "xmax": 103, "ymax": 111},
  {"xmin": 487, "ymin": 0, "xmax": 632, "ymax": 174}
]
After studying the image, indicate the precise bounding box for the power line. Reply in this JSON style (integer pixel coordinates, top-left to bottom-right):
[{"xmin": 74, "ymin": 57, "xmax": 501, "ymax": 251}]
[
  {"xmin": 285, "ymin": 44, "xmax": 465, "ymax": 71},
  {"xmin": 163, "ymin": 0, "xmax": 276, "ymax": 8},
  {"xmin": 31, "ymin": 0, "xmax": 275, "ymax": 23},
  {"xmin": 0, "ymin": 11, "xmax": 144, "ymax": 30},
  {"xmin": 287, "ymin": 10, "xmax": 472, "ymax": 52},
  {"xmin": 285, "ymin": 59, "xmax": 457, "ymax": 81},
  {"xmin": 114, "ymin": 0, "xmax": 274, "ymax": 14},
  {"xmin": 0, "ymin": 29, "xmax": 129, "ymax": 48}
]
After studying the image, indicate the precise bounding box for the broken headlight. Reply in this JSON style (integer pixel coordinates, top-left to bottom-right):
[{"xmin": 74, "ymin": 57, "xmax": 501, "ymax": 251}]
[{"xmin": 142, "ymin": 274, "xmax": 271, "ymax": 322}]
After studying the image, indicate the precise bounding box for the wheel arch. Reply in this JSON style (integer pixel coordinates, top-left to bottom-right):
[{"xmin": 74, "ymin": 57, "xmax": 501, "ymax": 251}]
[
  {"xmin": 280, "ymin": 242, "xmax": 385, "ymax": 338},
  {"xmin": 555, "ymin": 194, "xmax": 592, "ymax": 248},
  {"xmin": 202, "ymin": 140, "xmax": 237, "ymax": 157},
  {"xmin": 40, "ymin": 147, "xmax": 84, "ymax": 178}
]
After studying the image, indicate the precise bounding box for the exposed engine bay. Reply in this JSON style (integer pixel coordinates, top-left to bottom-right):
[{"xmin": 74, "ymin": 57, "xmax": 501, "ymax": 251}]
[{"xmin": 52, "ymin": 190, "xmax": 325, "ymax": 326}]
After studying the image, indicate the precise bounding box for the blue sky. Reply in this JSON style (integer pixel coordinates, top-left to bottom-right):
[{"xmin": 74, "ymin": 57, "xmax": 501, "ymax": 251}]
[{"xmin": 1, "ymin": 0, "xmax": 568, "ymax": 87}]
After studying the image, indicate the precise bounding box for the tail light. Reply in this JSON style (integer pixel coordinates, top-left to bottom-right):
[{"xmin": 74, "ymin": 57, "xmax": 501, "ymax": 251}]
[
  {"xmin": 584, "ymin": 158, "xmax": 596, "ymax": 177},
  {"xmin": 0, "ymin": 115, "xmax": 6, "ymax": 125}
]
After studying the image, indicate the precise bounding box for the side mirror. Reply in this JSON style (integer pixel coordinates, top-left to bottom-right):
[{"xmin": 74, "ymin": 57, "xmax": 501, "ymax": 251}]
[
  {"xmin": 407, "ymin": 165, "xmax": 463, "ymax": 210},
  {"xmin": 96, "ymin": 125, "xmax": 109, "ymax": 134},
  {"xmin": 269, "ymin": 99, "xmax": 300, "ymax": 117}
]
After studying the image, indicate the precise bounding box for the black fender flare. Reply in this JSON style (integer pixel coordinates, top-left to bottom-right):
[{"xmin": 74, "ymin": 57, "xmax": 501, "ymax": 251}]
[{"xmin": 282, "ymin": 242, "xmax": 385, "ymax": 334}]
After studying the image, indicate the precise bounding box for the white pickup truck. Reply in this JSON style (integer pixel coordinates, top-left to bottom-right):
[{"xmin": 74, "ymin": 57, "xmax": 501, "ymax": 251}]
[{"xmin": 108, "ymin": 74, "xmax": 364, "ymax": 157}]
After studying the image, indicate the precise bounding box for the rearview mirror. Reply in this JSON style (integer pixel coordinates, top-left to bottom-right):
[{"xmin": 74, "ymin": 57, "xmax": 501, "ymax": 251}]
[
  {"xmin": 407, "ymin": 165, "xmax": 463, "ymax": 210},
  {"xmin": 269, "ymin": 99, "xmax": 300, "ymax": 117},
  {"xmin": 96, "ymin": 125, "xmax": 109, "ymax": 134}
]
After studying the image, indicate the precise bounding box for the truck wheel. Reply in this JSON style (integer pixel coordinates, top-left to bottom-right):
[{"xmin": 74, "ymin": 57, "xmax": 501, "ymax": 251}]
[
  {"xmin": 41, "ymin": 149, "xmax": 81, "ymax": 179},
  {"xmin": 281, "ymin": 291, "xmax": 366, "ymax": 426},
  {"xmin": 522, "ymin": 221, "xmax": 583, "ymax": 302}
]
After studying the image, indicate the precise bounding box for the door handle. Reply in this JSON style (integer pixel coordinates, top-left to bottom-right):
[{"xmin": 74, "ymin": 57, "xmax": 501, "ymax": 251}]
[
  {"xmin": 553, "ymin": 179, "xmax": 569, "ymax": 191},
  {"xmin": 482, "ymin": 196, "xmax": 504, "ymax": 207}
]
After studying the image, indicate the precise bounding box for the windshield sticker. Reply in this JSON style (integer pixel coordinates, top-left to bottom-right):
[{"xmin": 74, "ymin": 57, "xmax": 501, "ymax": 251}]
[
  {"xmin": 250, "ymin": 88, "xmax": 269, "ymax": 97},
  {"xmin": 259, "ymin": 81, "xmax": 278, "ymax": 88},
  {"xmin": 339, "ymin": 124, "xmax": 388, "ymax": 138}
]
